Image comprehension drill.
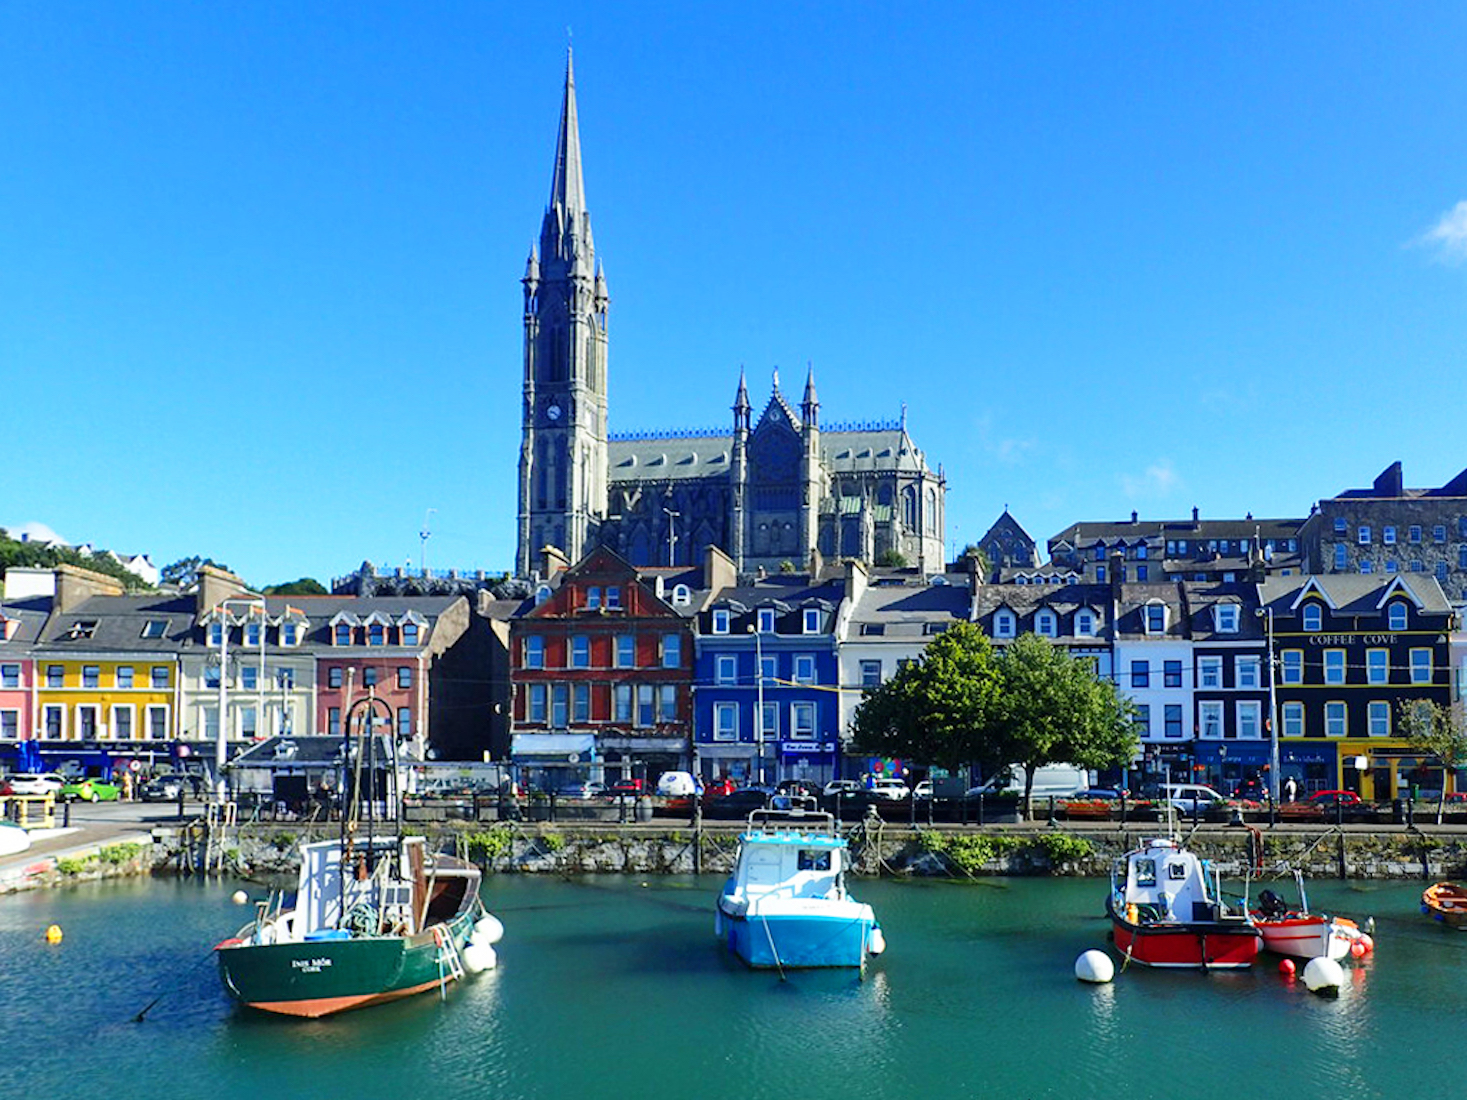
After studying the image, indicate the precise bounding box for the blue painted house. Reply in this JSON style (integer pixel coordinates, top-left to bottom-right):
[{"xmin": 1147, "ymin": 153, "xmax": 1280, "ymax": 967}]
[{"xmin": 693, "ymin": 572, "xmax": 847, "ymax": 787}]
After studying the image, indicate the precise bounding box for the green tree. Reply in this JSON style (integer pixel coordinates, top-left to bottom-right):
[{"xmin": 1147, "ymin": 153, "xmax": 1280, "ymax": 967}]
[
  {"xmin": 160, "ymin": 556, "xmax": 231, "ymax": 589},
  {"xmin": 0, "ymin": 532, "xmax": 150, "ymax": 592},
  {"xmin": 1398, "ymin": 700, "xmax": 1467, "ymax": 824},
  {"xmin": 850, "ymin": 621, "xmax": 1003, "ymax": 774},
  {"xmin": 875, "ymin": 548, "xmax": 908, "ymax": 568},
  {"xmin": 262, "ymin": 577, "xmax": 328, "ymax": 596},
  {"xmin": 990, "ymin": 634, "xmax": 1138, "ymax": 818}
]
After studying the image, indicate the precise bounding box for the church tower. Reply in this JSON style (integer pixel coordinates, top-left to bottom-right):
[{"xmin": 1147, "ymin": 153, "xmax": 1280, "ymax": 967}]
[{"xmin": 517, "ymin": 49, "xmax": 610, "ymax": 577}]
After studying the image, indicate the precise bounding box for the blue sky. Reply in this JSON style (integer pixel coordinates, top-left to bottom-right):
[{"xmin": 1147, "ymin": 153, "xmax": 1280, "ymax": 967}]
[{"xmin": 3, "ymin": 3, "xmax": 1465, "ymax": 587}]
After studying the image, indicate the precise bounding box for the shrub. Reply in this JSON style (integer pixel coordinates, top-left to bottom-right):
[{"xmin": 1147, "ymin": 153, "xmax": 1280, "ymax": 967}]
[{"xmin": 98, "ymin": 842, "xmax": 144, "ymax": 865}]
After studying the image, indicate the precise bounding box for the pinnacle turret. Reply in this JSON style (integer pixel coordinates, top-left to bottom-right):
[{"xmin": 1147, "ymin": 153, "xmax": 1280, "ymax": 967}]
[{"xmin": 801, "ymin": 363, "xmax": 819, "ymax": 427}]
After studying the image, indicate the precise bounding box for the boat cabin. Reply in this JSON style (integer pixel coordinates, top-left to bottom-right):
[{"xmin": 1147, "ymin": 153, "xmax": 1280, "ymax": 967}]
[
  {"xmin": 732, "ymin": 811, "xmax": 848, "ymax": 904},
  {"xmin": 1116, "ymin": 838, "xmax": 1221, "ymax": 924}
]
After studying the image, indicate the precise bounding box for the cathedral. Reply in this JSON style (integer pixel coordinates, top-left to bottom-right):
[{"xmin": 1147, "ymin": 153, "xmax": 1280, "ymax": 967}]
[{"xmin": 516, "ymin": 54, "xmax": 946, "ymax": 579}]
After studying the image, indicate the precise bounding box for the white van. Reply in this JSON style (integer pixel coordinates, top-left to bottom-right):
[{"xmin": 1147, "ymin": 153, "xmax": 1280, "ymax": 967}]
[
  {"xmin": 967, "ymin": 763, "xmax": 1092, "ymax": 799},
  {"xmin": 656, "ymin": 771, "xmax": 704, "ymax": 797}
]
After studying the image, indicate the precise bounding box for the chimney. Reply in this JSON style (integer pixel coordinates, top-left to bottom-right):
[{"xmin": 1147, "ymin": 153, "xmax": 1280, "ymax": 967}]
[
  {"xmin": 1109, "ymin": 553, "xmax": 1125, "ymax": 598},
  {"xmin": 703, "ymin": 544, "xmax": 736, "ymax": 592},
  {"xmin": 1131, "ymin": 511, "xmax": 1138, "ymax": 524},
  {"xmin": 1191, "ymin": 506, "xmax": 1200, "ymax": 526},
  {"xmin": 1373, "ymin": 461, "xmax": 1404, "ymax": 498},
  {"xmin": 843, "ymin": 558, "xmax": 868, "ymax": 606},
  {"xmin": 539, "ymin": 544, "xmax": 569, "ymax": 580},
  {"xmin": 54, "ymin": 564, "xmax": 124, "ymax": 614},
  {"xmin": 195, "ymin": 564, "xmax": 250, "ymax": 618}
]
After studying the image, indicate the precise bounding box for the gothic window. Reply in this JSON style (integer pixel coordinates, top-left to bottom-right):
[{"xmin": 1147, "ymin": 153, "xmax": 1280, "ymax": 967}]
[
  {"xmin": 901, "ymin": 487, "xmax": 916, "ymax": 529},
  {"xmin": 925, "ymin": 487, "xmax": 937, "ymax": 532}
]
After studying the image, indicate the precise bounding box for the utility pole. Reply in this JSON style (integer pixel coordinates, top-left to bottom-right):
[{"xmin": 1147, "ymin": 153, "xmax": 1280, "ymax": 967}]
[{"xmin": 419, "ymin": 508, "xmax": 436, "ymax": 578}]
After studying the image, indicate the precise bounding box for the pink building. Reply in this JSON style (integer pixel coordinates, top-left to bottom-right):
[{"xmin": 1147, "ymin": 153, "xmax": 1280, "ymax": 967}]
[{"xmin": 0, "ymin": 603, "xmax": 48, "ymax": 743}]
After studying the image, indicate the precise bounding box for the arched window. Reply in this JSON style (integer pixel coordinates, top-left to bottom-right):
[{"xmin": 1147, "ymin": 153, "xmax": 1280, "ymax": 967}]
[
  {"xmin": 1388, "ymin": 601, "xmax": 1408, "ymax": 631},
  {"xmin": 1302, "ymin": 603, "xmax": 1322, "ymax": 632}
]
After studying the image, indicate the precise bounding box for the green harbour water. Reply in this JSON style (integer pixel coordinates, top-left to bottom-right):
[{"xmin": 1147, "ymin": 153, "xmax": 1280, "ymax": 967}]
[{"xmin": 2, "ymin": 873, "xmax": 1462, "ymax": 1099}]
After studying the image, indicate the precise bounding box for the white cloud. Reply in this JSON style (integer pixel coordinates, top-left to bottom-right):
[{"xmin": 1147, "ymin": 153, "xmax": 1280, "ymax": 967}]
[
  {"xmin": 971, "ymin": 412, "xmax": 1037, "ymax": 466},
  {"xmin": 1119, "ymin": 460, "xmax": 1182, "ymax": 500},
  {"xmin": 2, "ymin": 520, "xmax": 67, "ymax": 545},
  {"xmin": 1414, "ymin": 200, "xmax": 1467, "ymax": 263}
]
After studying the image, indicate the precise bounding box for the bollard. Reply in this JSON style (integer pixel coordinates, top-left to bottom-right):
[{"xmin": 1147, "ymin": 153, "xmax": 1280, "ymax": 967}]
[
  {"xmin": 1119, "ymin": 791, "xmax": 1127, "ymax": 824},
  {"xmin": 1047, "ymin": 795, "xmax": 1056, "ymax": 827},
  {"xmin": 177, "ymin": 783, "xmax": 185, "ymax": 822},
  {"xmin": 63, "ymin": 799, "xmax": 71, "ymax": 829}
]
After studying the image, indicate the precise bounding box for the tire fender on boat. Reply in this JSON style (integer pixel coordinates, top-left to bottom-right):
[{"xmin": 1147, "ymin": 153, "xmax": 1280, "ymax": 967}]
[{"xmin": 868, "ymin": 927, "xmax": 886, "ymax": 956}]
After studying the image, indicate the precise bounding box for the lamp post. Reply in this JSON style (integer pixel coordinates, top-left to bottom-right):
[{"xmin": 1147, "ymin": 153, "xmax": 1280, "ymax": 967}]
[
  {"xmin": 663, "ymin": 506, "xmax": 680, "ymax": 568},
  {"xmin": 1263, "ymin": 605, "xmax": 1280, "ymax": 804},
  {"xmin": 214, "ymin": 594, "xmax": 266, "ymax": 805},
  {"xmin": 747, "ymin": 623, "xmax": 765, "ymax": 786}
]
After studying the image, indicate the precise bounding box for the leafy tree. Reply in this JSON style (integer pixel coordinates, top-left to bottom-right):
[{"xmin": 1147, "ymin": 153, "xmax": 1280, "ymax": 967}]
[
  {"xmin": 989, "ymin": 634, "xmax": 1138, "ymax": 818},
  {"xmin": 851, "ymin": 621, "xmax": 1004, "ymax": 775},
  {"xmin": 0, "ymin": 532, "xmax": 149, "ymax": 592},
  {"xmin": 960, "ymin": 544, "xmax": 994, "ymax": 580},
  {"xmin": 161, "ymin": 556, "xmax": 231, "ymax": 589},
  {"xmin": 875, "ymin": 548, "xmax": 908, "ymax": 568},
  {"xmin": 1398, "ymin": 700, "xmax": 1467, "ymax": 824},
  {"xmin": 262, "ymin": 577, "xmax": 327, "ymax": 596}
]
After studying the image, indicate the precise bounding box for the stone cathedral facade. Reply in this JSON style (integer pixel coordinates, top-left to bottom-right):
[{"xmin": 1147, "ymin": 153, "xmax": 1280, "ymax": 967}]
[{"xmin": 516, "ymin": 55, "xmax": 946, "ymax": 579}]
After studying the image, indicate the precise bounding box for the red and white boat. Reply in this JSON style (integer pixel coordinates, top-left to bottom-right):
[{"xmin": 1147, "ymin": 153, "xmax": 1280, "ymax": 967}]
[
  {"xmin": 1107, "ymin": 837, "xmax": 1261, "ymax": 969},
  {"xmin": 1251, "ymin": 874, "xmax": 1367, "ymax": 961}
]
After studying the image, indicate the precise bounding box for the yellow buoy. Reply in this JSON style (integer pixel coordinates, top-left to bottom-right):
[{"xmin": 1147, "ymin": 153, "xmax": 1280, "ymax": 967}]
[{"xmin": 44, "ymin": 924, "xmax": 63, "ymax": 944}]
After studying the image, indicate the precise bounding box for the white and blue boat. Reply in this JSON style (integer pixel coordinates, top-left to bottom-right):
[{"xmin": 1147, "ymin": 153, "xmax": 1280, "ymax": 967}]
[{"xmin": 715, "ymin": 800, "xmax": 884, "ymax": 969}]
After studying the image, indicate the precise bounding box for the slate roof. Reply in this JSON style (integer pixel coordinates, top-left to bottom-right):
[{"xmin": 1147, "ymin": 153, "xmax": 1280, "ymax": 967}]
[
  {"xmin": 606, "ymin": 427, "xmax": 933, "ymax": 484},
  {"xmin": 1112, "ymin": 583, "xmax": 1187, "ymax": 640},
  {"xmin": 1180, "ymin": 582, "xmax": 1264, "ymax": 642},
  {"xmin": 1049, "ymin": 516, "xmax": 1306, "ymax": 549},
  {"xmin": 973, "ymin": 582, "xmax": 1111, "ymax": 620},
  {"xmin": 35, "ymin": 593, "xmax": 197, "ymax": 653},
  {"xmin": 847, "ymin": 581, "xmax": 971, "ymax": 639},
  {"xmin": 1258, "ymin": 574, "xmax": 1454, "ymax": 617},
  {"xmin": 0, "ymin": 595, "xmax": 54, "ymax": 647}
]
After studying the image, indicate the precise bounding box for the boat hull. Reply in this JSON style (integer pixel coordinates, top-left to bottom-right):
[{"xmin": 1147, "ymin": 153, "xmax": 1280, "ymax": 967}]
[
  {"xmin": 717, "ymin": 902, "xmax": 876, "ymax": 969},
  {"xmin": 1107, "ymin": 897, "xmax": 1260, "ymax": 970},
  {"xmin": 1256, "ymin": 916, "xmax": 1353, "ymax": 960},
  {"xmin": 1423, "ymin": 883, "xmax": 1467, "ymax": 929},
  {"xmin": 217, "ymin": 905, "xmax": 476, "ymax": 1018}
]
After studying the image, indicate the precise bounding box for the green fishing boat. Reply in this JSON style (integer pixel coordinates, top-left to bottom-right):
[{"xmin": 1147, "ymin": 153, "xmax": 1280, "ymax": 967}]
[{"xmin": 215, "ymin": 696, "xmax": 502, "ymax": 1018}]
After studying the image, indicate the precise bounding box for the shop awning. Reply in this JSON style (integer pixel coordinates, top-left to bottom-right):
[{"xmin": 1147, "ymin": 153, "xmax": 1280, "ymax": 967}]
[{"xmin": 511, "ymin": 733, "xmax": 596, "ymax": 762}]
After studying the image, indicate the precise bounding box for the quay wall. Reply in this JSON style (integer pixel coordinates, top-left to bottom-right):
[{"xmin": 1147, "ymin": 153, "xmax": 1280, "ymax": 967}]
[{"xmin": 143, "ymin": 820, "xmax": 1467, "ymax": 883}]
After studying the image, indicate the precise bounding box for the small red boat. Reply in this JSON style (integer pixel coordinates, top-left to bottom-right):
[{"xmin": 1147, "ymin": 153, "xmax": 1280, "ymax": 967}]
[
  {"xmin": 1107, "ymin": 837, "xmax": 1261, "ymax": 969},
  {"xmin": 1422, "ymin": 882, "xmax": 1467, "ymax": 929},
  {"xmin": 1252, "ymin": 874, "xmax": 1367, "ymax": 960}
]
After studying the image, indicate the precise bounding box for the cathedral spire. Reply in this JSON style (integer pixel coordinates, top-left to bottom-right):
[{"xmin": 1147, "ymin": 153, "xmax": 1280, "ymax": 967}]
[
  {"xmin": 801, "ymin": 362, "xmax": 819, "ymax": 427},
  {"xmin": 549, "ymin": 47, "xmax": 586, "ymax": 218}
]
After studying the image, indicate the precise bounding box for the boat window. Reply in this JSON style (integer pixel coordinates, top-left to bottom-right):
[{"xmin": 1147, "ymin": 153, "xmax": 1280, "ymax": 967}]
[
  {"xmin": 1133, "ymin": 858, "xmax": 1156, "ymax": 888},
  {"xmin": 1168, "ymin": 862, "xmax": 1187, "ymax": 881},
  {"xmin": 797, "ymin": 850, "xmax": 831, "ymax": 872}
]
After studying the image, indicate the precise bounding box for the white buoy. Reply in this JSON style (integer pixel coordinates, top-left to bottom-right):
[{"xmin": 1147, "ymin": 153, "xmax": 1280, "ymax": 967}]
[
  {"xmin": 1303, "ymin": 956, "xmax": 1345, "ymax": 995},
  {"xmin": 869, "ymin": 927, "xmax": 886, "ymax": 956},
  {"xmin": 231, "ymin": 890, "xmax": 248, "ymax": 905},
  {"xmin": 462, "ymin": 941, "xmax": 498, "ymax": 973},
  {"xmin": 473, "ymin": 913, "xmax": 505, "ymax": 945},
  {"xmin": 1075, "ymin": 949, "xmax": 1115, "ymax": 984}
]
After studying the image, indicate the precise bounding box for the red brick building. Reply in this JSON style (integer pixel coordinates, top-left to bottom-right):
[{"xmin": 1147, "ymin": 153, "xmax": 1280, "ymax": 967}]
[{"xmin": 510, "ymin": 546, "xmax": 725, "ymax": 787}]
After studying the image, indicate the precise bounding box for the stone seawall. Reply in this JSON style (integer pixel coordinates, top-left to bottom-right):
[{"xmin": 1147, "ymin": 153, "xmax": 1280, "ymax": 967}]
[{"xmin": 146, "ymin": 820, "xmax": 1467, "ymax": 883}]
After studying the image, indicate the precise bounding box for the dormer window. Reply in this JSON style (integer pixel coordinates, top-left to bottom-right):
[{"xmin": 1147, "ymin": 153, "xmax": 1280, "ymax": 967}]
[
  {"xmin": 1214, "ymin": 604, "xmax": 1239, "ymax": 634},
  {"xmin": 672, "ymin": 584, "xmax": 691, "ymax": 607},
  {"xmin": 280, "ymin": 622, "xmax": 299, "ymax": 646},
  {"xmin": 334, "ymin": 623, "xmax": 352, "ymax": 646},
  {"xmin": 1035, "ymin": 609, "xmax": 1057, "ymax": 637},
  {"xmin": 1145, "ymin": 604, "xmax": 1166, "ymax": 635},
  {"xmin": 1075, "ymin": 609, "xmax": 1096, "ymax": 637},
  {"xmin": 712, "ymin": 609, "xmax": 730, "ymax": 635},
  {"xmin": 535, "ymin": 584, "xmax": 552, "ymax": 606},
  {"xmin": 587, "ymin": 586, "xmax": 602, "ymax": 611},
  {"xmin": 208, "ymin": 622, "xmax": 225, "ymax": 647},
  {"xmin": 67, "ymin": 621, "xmax": 97, "ymax": 640},
  {"xmin": 368, "ymin": 622, "xmax": 386, "ymax": 646},
  {"xmin": 244, "ymin": 623, "xmax": 262, "ymax": 648},
  {"xmin": 1302, "ymin": 603, "xmax": 1322, "ymax": 632},
  {"xmin": 1388, "ymin": 601, "xmax": 1408, "ymax": 631},
  {"xmin": 606, "ymin": 586, "xmax": 622, "ymax": 610},
  {"xmin": 803, "ymin": 608, "xmax": 821, "ymax": 634},
  {"xmin": 402, "ymin": 622, "xmax": 419, "ymax": 646},
  {"xmin": 993, "ymin": 609, "xmax": 1016, "ymax": 638},
  {"xmin": 141, "ymin": 620, "xmax": 167, "ymax": 639},
  {"xmin": 758, "ymin": 608, "xmax": 775, "ymax": 634}
]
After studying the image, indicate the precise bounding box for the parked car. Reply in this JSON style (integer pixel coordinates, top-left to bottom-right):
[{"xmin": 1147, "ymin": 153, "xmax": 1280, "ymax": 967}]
[
  {"xmin": 703, "ymin": 778, "xmax": 738, "ymax": 799},
  {"xmin": 2, "ymin": 773, "xmax": 66, "ymax": 797},
  {"xmin": 868, "ymin": 777, "xmax": 910, "ymax": 802},
  {"xmin": 912, "ymin": 780, "xmax": 934, "ymax": 801},
  {"xmin": 1067, "ymin": 788, "xmax": 1126, "ymax": 802},
  {"xmin": 1161, "ymin": 784, "xmax": 1227, "ymax": 815},
  {"xmin": 141, "ymin": 773, "xmax": 203, "ymax": 802},
  {"xmin": 58, "ymin": 776, "xmax": 120, "ymax": 803},
  {"xmin": 656, "ymin": 771, "xmax": 704, "ymax": 798},
  {"xmin": 701, "ymin": 787, "xmax": 775, "ymax": 819},
  {"xmin": 556, "ymin": 781, "xmax": 606, "ymax": 799},
  {"xmin": 606, "ymin": 779, "xmax": 645, "ymax": 797},
  {"xmin": 1307, "ymin": 789, "xmax": 1363, "ymax": 807},
  {"xmin": 822, "ymin": 779, "xmax": 863, "ymax": 798}
]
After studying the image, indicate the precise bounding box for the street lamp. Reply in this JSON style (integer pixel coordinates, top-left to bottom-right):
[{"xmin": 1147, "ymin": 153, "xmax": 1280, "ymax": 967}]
[
  {"xmin": 1258, "ymin": 604, "xmax": 1280, "ymax": 804},
  {"xmin": 663, "ymin": 506, "xmax": 680, "ymax": 567},
  {"xmin": 747, "ymin": 623, "xmax": 765, "ymax": 786},
  {"xmin": 214, "ymin": 594, "xmax": 266, "ymax": 804}
]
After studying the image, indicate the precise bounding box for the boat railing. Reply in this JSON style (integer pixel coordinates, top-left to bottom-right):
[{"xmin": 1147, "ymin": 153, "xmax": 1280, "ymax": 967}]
[{"xmin": 745, "ymin": 803, "xmax": 838, "ymax": 834}]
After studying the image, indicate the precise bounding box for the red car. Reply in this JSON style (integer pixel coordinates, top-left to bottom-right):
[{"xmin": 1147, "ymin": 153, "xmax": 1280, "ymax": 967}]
[
  {"xmin": 703, "ymin": 778, "xmax": 738, "ymax": 799},
  {"xmin": 606, "ymin": 778, "xmax": 644, "ymax": 797},
  {"xmin": 1307, "ymin": 790, "xmax": 1363, "ymax": 807}
]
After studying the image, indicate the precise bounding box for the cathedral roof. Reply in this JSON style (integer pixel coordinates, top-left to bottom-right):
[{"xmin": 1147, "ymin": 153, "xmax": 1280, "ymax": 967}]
[{"xmin": 606, "ymin": 426, "xmax": 933, "ymax": 485}]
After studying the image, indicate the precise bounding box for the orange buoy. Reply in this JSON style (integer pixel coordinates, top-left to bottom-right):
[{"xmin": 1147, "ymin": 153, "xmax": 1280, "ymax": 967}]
[{"xmin": 1350, "ymin": 940, "xmax": 1367, "ymax": 959}]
